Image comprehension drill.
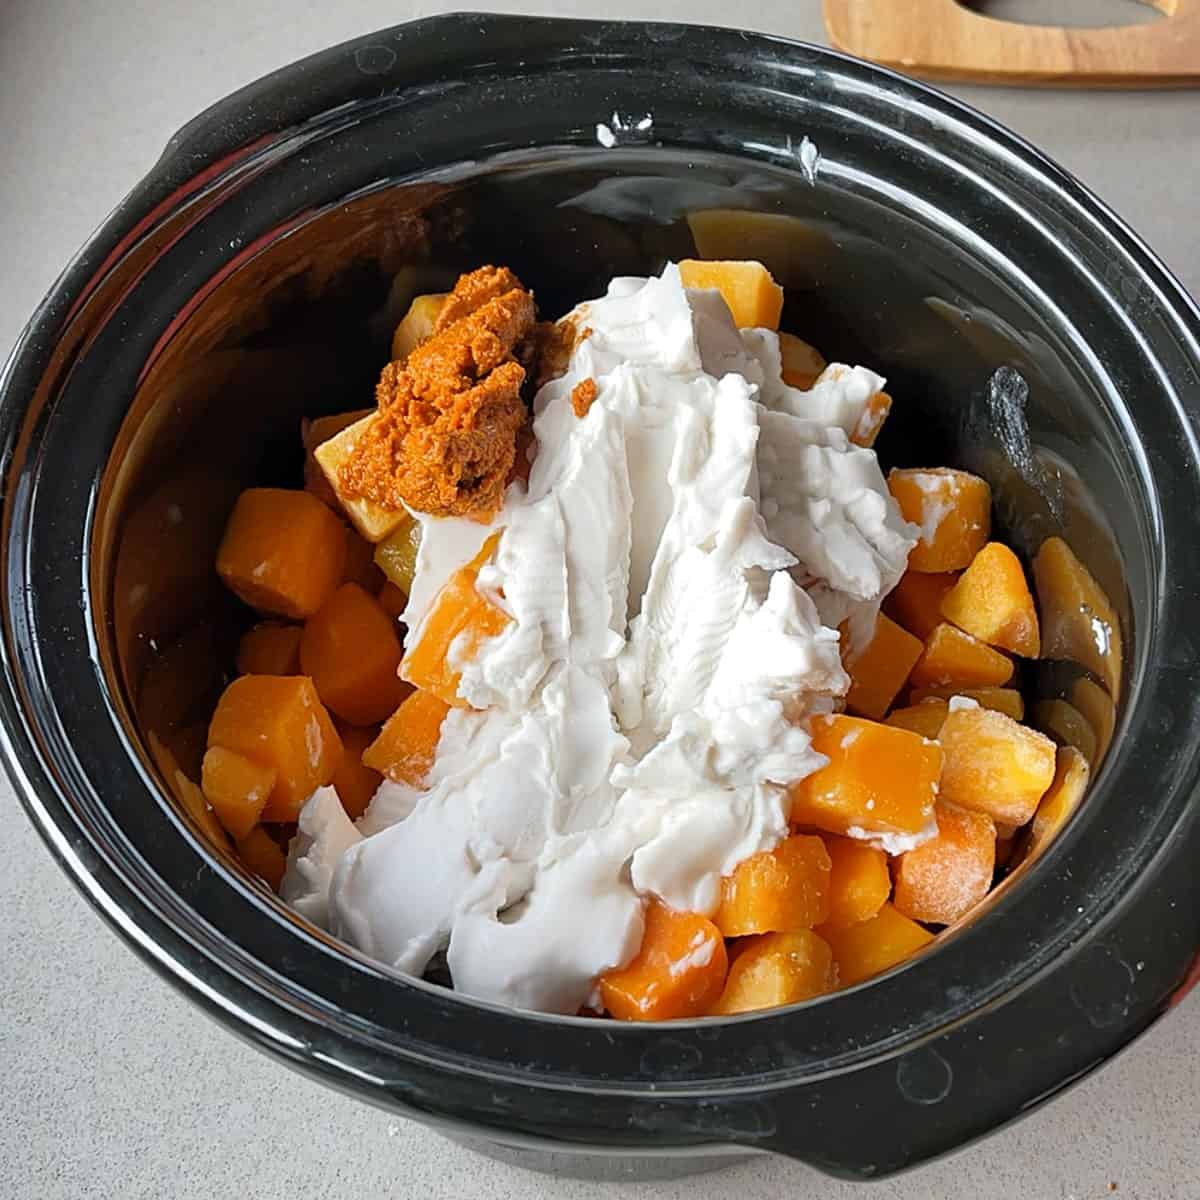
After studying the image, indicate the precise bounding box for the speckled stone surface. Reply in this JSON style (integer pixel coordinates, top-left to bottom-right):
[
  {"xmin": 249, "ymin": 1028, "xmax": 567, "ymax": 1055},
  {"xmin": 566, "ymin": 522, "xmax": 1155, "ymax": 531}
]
[{"xmin": 1, "ymin": 3, "xmax": 1197, "ymax": 1197}]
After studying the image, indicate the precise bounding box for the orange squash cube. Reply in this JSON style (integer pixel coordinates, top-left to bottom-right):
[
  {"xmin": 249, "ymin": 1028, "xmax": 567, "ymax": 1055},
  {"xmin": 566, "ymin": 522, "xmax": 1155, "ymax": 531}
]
[
  {"xmin": 166, "ymin": 764, "xmax": 229, "ymax": 849},
  {"xmin": 909, "ymin": 623, "xmax": 1014, "ymax": 690},
  {"xmin": 377, "ymin": 580, "xmax": 407, "ymax": 620},
  {"xmin": 373, "ymin": 516, "xmax": 422, "ymax": 595},
  {"xmin": 851, "ymin": 390, "xmax": 893, "ymax": 448},
  {"xmin": 790, "ymin": 715, "xmax": 941, "ymax": 838},
  {"xmin": 843, "ymin": 612, "xmax": 923, "ymax": 720},
  {"xmin": 216, "ymin": 488, "xmax": 347, "ymax": 620},
  {"xmin": 235, "ymin": 826, "xmax": 287, "ymax": 891},
  {"xmin": 888, "ymin": 468, "xmax": 991, "ymax": 573},
  {"xmin": 599, "ymin": 902, "xmax": 728, "ymax": 1021},
  {"xmin": 778, "ymin": 331, "xmax": 827, "ymax": 387},
  {"xmin": 678, "ymin": 259, "xmax": 784, "ymax": 330},
  {"xmin": 885, "ymin": 570, "xmax": 960, "ymax": 640},
  {"xmin": 401, "ymin": 560, "xmax": 511, "ymax": 708},
  {"xmin": 303, "ymin": 409, "xmax": 373, "ymax": 508},
  {"xmin": 1025, "ymin": 746, "xmax": 1091, "ymax": 862},
  {"xmin": 709, "ymin": 930, "xmax": 835, "ymax": 1014},
  {"xmin": 1033, "ymin": 537, "xmax": 1122, "ymax": 697},
  {"xmin": 362, "ymin": 689, "xmax": 450, "ymax": 785},
  {"xmin": 332, "ymin": 723, "xmax": 383, "ymax": 820},
  {"xmin": 940, "ymin": 542, "xmax": 1040, "ymax": 657},
  {"xmin": 938, "ymin": 704, "xmax": 1056, "ymax": 826},
  {"xmin": 200, "ymin": 746, "xmax": 276, "ymax": 840},
  {"xmin": 821, "ymin": 835, "xmax": 891, "ymax": 930},
  {"xmin": 207, "ymin": 675, "xmax": 342, "ymax": 823},
  {"xmin": 908, "ymin": 685, "xmax": 1024, "ymax": 721},
  {"xmin": 1032, "ymin": 698, "xmax": 1098, "ymax": 766},
  {"xmin": 236, "ymin": 622, "xmax": 302, "ymax": 677},
  {"xmin": 1072, "ymin": 676, "xmax": 1117, "ymax": 765},
  {"xmin": 714, "ymin": 835, "xmax": 831, "ymax": 937},
  {"xmin": 893, "ymin": 802, "xmax": 997, "ymax": 926},
  {"xmin": 819, "ymin": 902, "xmax": 935, "ymax": 987},
  {"xmin": 300, "ymin": 583, "xmax": 409, "ymax": 726},
  {"xmin": 884, "ymin": 700, "xmax": 949, "ymax": 739}
]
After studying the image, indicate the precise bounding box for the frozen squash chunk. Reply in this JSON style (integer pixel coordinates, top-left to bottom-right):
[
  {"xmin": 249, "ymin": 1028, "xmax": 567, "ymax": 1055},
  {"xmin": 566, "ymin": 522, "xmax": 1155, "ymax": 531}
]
[
  {"xmin": 778, "ymin": 331, "xmax": 827, "ymax": 390},
  {"xmin": 1072, "ymin": 676, "xmax": 1116, "ymax": 764},
  {"xmin": 885, "ymin": 570, "xmax": 960, "ymax": 640},
  {"xmin": 941, "ymin": 542, "xmax": 1040, "ymax": 657},
  {"xmin": 332, "ymin": 723, "xmax": 383, "ymax": 821},
  {"xmin": 373, "ymin": 515, "xmax": 422, "ymax": 595},
  {"xmin": 313, "ymin": 416, "xmax": 409, "ymax": 543},
  {"xmin": 391, "ymin": 292, "xmax": 448, "ymax": 362},
  {"xmin": 201, "ymin": 746, "xmax": 276, "ymax": 840},
  {"xmin": 166, "ymin": 763, "xmax": 229, "ymax": 849},
  {"xmin": 303, "ymin": 409, "xmax": 373, "ymax": 507},
  {"xmin": 714, "ymin": 834, "xmax": 831, "ymax": 937},
  {"xmin": 819, "ymin": 903, "xmax": 934, "ymax": 987},
  {"xmin": 888, "ymin": 468, "xmax": 991, "ymax": 573},
  {"xmin": 208, "ymin": 675, "xmax": 342, "ymax": 823},
  {"xmin": 1024, "ymin": 746, "xmax": 1091, "ymax": 862},
  {"xmin": 843, "ymin": 612, "xmax": 922, "ymax": 720},
  {"xmin": 401, "ymin": 556, "xmax": 511, "ymax": 708},
  {"xmin": 909, "ymin": 685, "xmax": 1024, "ymax": 721},
  {"xmin": 678, "ymin": 259, "xmax": 784, "ymax": 330},
  {"xmin": 893, "ymin": 802, "xmax": 996, "ymax": 926},
  {"xmin": 938, "ymin": 704, "xmax": 1056, "ymax": 827},
  {"xmin": 300, "ymin": 583, "xmax": 409, "ymax": 726},
  {"xmin": 909, "ymin": 623, "xmax": 1014, "ymax": 690},
  {"xmin": 1032, "ymin": 698, "xmax": 1098, "ymax": 766},
  {"xmin": 1033, "ymin": 536, "xmax": 1122, "ymax": 697},
  {"xmin": 821, "ymin": 835, "xmax": 891, "ymax": 930},
  {"xmin": 790, "ymin": 715, "xmax": 941, "ymax": 838},
  {"xmin": 216, "ymin": 488, "xmax": 347, "ymax": 620},
  {"xmin": 362, "ymin": 689, "xmax": 450, "ymax": 785},
  {"xmin": 599, "ymin": 902, "xmax": 728, "ymax": 1021},
  {"xmin": 236, "ymin": 622, "xmax": 301, "ymax": 677},
  {"xmin": 885, "ymin": 700, "xmax": 949, "ymax": 740},
  {"xmin": 851, "ymin": 390, "xmax": 893, "ymax": 448},
  {"xmin": 709, "ymin": 930, "xmax": 835, "ymax": 1014},
  {"xmin": 235, "ymin": 826, "xmax": 287, "ymax": 891}
]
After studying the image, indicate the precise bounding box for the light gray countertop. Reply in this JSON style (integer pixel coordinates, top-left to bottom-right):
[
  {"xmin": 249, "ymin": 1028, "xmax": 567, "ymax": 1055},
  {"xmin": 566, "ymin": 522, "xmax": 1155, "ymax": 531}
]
[{"xmin": 1, "ymin": 3, "xmax": 1197, "ymax": 1198}]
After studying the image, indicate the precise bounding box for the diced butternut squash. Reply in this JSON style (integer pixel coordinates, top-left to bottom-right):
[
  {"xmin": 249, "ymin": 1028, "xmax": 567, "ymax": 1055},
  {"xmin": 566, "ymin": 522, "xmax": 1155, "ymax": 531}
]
[
  {"xmin": 818, "ymin": 902, "xmax": 934, "ymax": 987},
  {"xmin": 391, "ymin": 292, "xmax": 447, "ymax": 362},
  {"xmin": 851, "ymin": 390, "xmax": 893, "ymax": 448},
  {"xmin": 941, "ymin": 542, "xmax": 1040, "ymax": 657},
  {"xmin": 599, "ymin": 902, "xmax": 728, "ymax": 1021},
  {"xmin": 169, "ymin": 765, "xmax": 229, "ymax": 849},
  {"xmin": 235, "ymin": 826, "xmax": 287, "ymax": 891},
  {"xmin": 678, "ymin": 259, "xmax": 784, "ymax": 330},
  {"xmin": 401, "ymin": 559, "xmax": 511, "ymax": 708},
  {"xmin": 1033, "ymin": 537, "xmax": 1122, "ymax": 698},
  {"xmin": 821, "ymin": 835, "xmax": 891, "ymax": 930},
  {"xmin": 342, "ymin": 524, "xmax": 383, "ymax": 591},
  {"xmin": 303, "ymin": 410, "xmax": 373, "ymax": 508},
  {"xmin": 300, "ymin": 583, "xmax": 409, "ymax": 726},
  {"xmin": 1072, "ymin": 676, "xmax": 1116, "ymax": 764},
  {"xmin": 893, "ymin": 802, "xmax": 996, "ymax": 926},
  {"xmin": 378, "ymin": 580, "xmax": 407, "ymax": 620},
  {"xmin": 790, "ymin": 715, "xmax": 941, "ymax": 838},
  {"xmin": 374, "ymin": 516, "xmax": 422, "ymax": 595},
  {"xmin": 778, "ymin": 332, "xmax": 827, "ymax": 388},
  {"xmin": 885, "ymin": 570, "xmax": 960, "ymax": 640},
  {"xmin": 200, "ymin": 746, "xmax": 276, "ymax": 840},
  {"xmin": 908, "ymin": 685, "xmax": 1024, "ymax": 721},
  {"xmin": 909, "ymin": 623, "xmax": 1014, "ymax": 690},
  {"xmin": 216, "ymin": 488, "xmax": 347, "ymax": 620},
  {"xmin": 207, "ymin": 675, "xmax": 342, "ymax": 823},
  {"xmin": 362, "ymin": 689, "xmax": 450, "ymax": 785},
  {"xmin": 938, "ymin": 704, "xmax": 1056, "ymax": 827},
  {"xmin": 843, "ymin": 612, "xmax": 923, "ymax": 720},
  {"xmin": 236, "ymin": 622, "xmax": 301, "ymax": 676},
  {"xmin": 1033, "ymin": 698, "xmax": 1098, "ymax": 766},
  {"xmin": 885, "ymin": 700, "xmax": 949, "ymax": 739},
  {"xmin": 313, "ymin": 416, "xmax": 409, "ymax": 543},
  {"xmin": 1025, "ymin": 747, "xmax": 1091, "ymax": 862},
  {"xmin": 714, "ymin": 835, "xmax": 831, "ymax": 937},
  {"xmin": 888, "ymin": 468, "xmax": 991, "ymax": 573},
  {"xmin": 709, "ymin": 930, "xmax": 836, "ymax": 1014},
  {"xmin": 332, "ymin": 723, "xmax": 383, "ymax": 821}
]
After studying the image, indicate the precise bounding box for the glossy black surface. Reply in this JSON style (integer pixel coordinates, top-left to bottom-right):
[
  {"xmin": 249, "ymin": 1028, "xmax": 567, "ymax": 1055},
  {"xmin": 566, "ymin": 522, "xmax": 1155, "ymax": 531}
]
[{"xmin": 1, "ymin": 14, "xmax": 1198, "ymax": 1179}]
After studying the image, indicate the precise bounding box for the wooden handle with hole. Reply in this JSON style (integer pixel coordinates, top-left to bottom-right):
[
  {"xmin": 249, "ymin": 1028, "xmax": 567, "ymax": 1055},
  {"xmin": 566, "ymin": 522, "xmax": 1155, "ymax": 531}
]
[{"xmin": 823, "ymin": 0, "xmax": 1200, "ymax": 86}]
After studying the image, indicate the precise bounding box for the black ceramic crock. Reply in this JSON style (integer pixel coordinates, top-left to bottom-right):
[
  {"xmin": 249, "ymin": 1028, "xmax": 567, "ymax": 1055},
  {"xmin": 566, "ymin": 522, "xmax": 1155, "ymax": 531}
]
[{"xmin": 2, "ymin": 14, "xmax": 1199, "ymax": 1182}]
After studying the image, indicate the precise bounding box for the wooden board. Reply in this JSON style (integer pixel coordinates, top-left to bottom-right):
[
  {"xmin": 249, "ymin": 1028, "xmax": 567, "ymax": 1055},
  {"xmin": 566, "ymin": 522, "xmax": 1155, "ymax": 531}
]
[{"xmin": 823, "ymin": 0, "xmax": 1200, "ymax": 86}]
